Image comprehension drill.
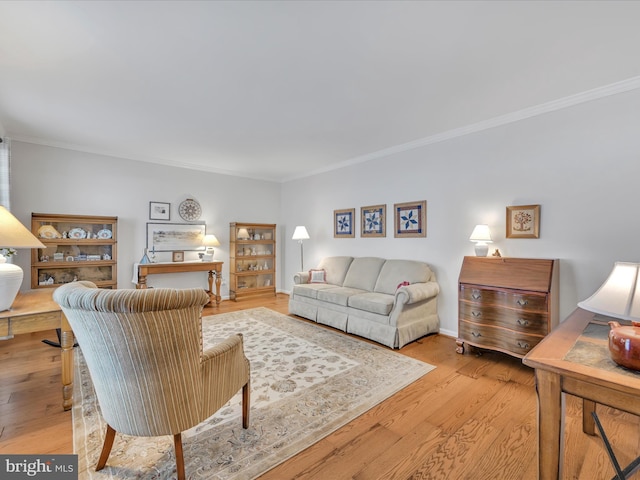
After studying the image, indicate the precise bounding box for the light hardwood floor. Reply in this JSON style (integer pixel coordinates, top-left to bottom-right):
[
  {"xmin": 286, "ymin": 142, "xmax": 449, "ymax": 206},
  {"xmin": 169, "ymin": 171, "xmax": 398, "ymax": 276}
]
[{"xmin": 1, "ymin": 293, "xmax": 638, "ymax": 479}]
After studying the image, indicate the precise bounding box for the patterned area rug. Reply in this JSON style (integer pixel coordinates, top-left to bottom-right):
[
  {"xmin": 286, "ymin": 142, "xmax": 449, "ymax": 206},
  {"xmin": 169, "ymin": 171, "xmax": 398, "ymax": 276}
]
[{"xmin": 73, "ymin": 307, "xmax": 435, "ymax": 479}]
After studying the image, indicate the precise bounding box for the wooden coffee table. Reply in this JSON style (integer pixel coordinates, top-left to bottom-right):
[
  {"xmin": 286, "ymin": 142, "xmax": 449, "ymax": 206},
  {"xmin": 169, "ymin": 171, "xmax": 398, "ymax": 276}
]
[
  {"xmin": 0, "ymin": 289, "xmax": 74, "ymax": 411},
  {"xmin": 523, "ymin": 307, "xmax": 640, "ymax": 479}
]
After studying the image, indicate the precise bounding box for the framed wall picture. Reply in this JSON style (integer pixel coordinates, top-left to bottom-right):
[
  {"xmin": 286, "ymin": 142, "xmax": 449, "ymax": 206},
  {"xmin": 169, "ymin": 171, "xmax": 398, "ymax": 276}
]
[
  {"xmin": 149, "ymin": 201, "xmax": 170, "ymax": 221},
  {"xmin": 394, "ymin": 201, "xmax": 427, "ymax": 238},
  {"xmin": 506, "ymin": 204, "xmax": 540, "ymax": 238},
  {"xmin": 334, "ymin": 208, "xmax": 355, "ymax": 238},
  {"xmin": 172, "ymin": 251, "xmax": 184, "ymax": 262},
  {"xmin": 361, "ymin": 204, "xmax": 386, "ymax": 238},
  {"xmin": 147, "ymin": 222, "xmax": 206, "ymax": 251}
]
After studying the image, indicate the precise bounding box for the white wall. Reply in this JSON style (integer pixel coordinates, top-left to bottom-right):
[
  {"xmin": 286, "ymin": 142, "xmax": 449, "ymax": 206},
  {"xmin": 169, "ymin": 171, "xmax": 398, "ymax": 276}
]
[
  {"xmin": 9, "ymin": 88, "xmax": 640, "ymax": 338},
  {"xmin": 281, "ymin": 88, "xmax": 640, "ymax": 336},
  {"xmin": 10, "ymin": 142, "xmax": 281, "ymax": 296}
]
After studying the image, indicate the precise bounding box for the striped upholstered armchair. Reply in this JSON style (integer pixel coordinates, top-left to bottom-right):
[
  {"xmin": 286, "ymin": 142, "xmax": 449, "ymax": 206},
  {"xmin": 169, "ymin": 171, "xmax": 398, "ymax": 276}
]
[{"xmin": 53, "ymin": 281, "xmax": 250, "ymax": 480}]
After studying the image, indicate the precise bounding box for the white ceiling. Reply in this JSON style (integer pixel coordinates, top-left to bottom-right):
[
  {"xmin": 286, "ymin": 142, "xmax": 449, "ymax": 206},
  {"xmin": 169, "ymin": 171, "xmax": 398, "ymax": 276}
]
[{"xmin": 1, "ymin": 1, "xmax": 640, "ymax": 182}]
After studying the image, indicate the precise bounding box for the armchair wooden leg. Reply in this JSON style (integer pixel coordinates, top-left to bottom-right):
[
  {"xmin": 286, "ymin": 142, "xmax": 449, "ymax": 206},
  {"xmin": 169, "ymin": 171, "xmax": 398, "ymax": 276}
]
[
  {"xmin": 174, "ymin": 433, "xmax": 185, "ymax": 480},
  {"xmin": 96, "ymin": 424, "xmax": 116, "ymax": 471},
  {"xmin": 242, "ymin": 379, "xmax": 250, "ymax": 429}
]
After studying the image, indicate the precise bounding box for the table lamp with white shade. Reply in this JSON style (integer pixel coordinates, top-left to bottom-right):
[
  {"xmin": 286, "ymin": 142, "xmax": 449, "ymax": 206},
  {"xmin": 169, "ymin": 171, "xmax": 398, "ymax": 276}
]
[
  {"xmin": 578, "ymin": 262, "xmax": 640, "ymax": 371},
  {"xmin": 202, "ymin": 234, "xmax": 220, "ymax": 261},
  {"xmin": 469, "ymin": 224, "xmax": 492, "ymax": 257},
  {"xmin": 292, "ymin": 226, "xmax": 310, "ymax": 271},
  {"xmin": 0, "ymin": 206, "xmax": 46, "ymax": 311}
]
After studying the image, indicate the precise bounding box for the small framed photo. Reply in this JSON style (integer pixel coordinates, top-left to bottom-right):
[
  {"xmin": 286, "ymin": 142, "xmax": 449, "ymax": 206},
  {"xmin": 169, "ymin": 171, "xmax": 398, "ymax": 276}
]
[
  {"xmin": 149, "ymin": 201, "xmax": 170, "ymax": 221},
  {"xmin": 361, "ymin": 204, "xmax": 386, "ymax": 238},
  {"xmin": 172, "ymin": 251, "xmax": 185, "ymax": 262},
  {"xmin": 394, "ymin": 201, "xmax": 427, "ymax": 238},
  {"xmin": 506, "ymin": 204, "xmax": 540, "ymax": 238},
  {"xmin": 334, "ymin": 208, "xmax": 355, "ymax": 238}
]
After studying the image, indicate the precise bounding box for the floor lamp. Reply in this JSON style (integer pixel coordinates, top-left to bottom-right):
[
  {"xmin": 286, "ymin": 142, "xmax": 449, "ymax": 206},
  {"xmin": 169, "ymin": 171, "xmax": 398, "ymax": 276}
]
[{"xmin": 292, "ymin": 226, "xmax": 309, "ymax": 271}]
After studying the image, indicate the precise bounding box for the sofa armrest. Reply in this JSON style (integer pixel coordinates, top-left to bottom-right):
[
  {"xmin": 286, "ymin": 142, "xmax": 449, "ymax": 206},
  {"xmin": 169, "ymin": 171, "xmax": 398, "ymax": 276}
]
[
  {"xmin": 294, "ymin": 271, "xmax": 310, "ymax": 284},
  {"xmin": 395, "ymin": 282, "xmax": 439, "ymax": 305}
]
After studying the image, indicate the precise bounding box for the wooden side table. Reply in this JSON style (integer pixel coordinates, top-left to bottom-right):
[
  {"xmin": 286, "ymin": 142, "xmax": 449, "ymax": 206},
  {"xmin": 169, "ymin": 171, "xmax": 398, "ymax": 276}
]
[
  {"xmin": 523, "ymin": 307, "xmax": 640, "ymax": 479},
  {"xmin": 0, "ymin": 289, "xmax": 73, "ymax": 411}
]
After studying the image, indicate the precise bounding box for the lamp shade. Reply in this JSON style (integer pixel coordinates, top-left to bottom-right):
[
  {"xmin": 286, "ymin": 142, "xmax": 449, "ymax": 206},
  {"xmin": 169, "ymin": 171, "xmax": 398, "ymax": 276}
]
[
  {"xmin": 0, "ymin": 207, "xmax": 46, "ymax": 311},
  {"xmin": 0, "ymin": 207, "xmax": 46, "ymax": 248},
  {"xmin": 292, "ymin": 226, "xmax": 309, "ymax": 240},
  {"xmin": 203, "ymin": 234, "xmax": 220, "ymax": 247},
  {"xmin": 578, "ymin": 262, "xmax": 640, "ymax": 321},
  {"xmin": 469, "ymin": 224, "xmax": 493, "ymax": 243}
]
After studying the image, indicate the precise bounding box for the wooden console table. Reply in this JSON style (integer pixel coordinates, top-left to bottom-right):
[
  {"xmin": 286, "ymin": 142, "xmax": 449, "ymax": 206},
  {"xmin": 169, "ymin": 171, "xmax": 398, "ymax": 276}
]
[
  {"xmin": 136, "ymin": 261, "xmax": 223, "ymax": 306},
  {"xmin": 523, "ymin": 307, "xmax": 640, "ymax": 479},
  {"xmin": 0, "ymin": 289, "xmax": 73, "ymax": 411}
]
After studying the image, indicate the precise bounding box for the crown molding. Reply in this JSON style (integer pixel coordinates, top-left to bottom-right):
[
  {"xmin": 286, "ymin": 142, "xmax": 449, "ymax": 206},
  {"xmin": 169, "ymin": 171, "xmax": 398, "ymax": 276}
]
[{"xmin": 283, "ymin": 75, "xmax": 640, "ymax": 182}]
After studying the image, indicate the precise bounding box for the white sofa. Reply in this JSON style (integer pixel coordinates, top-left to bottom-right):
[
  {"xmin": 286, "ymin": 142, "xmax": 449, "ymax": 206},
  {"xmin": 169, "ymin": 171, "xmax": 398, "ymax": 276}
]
[{"xmin": 288, "ymin": 256, "xmax": 440, "ymax": 348}]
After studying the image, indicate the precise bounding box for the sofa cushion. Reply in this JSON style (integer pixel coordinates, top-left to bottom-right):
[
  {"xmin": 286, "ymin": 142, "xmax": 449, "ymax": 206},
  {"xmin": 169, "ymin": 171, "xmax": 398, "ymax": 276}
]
[
  {"xmin": 348, "ymin": 292, "xmax": 395, "ymax": 316},
  {"xmin": 292, "ymin": 283, "xmax": 336, "ymax": 299},
  {"xmin": 317, "ymin": 256, "xmax": 354, "ymax": 286},
  {"xmin": 374, "ymin": 259, "xmax": 433, "ymax": 295},
  {"xmin": 317, "ymin": 286, "xmax": 367, "ymax": 306},
  {"xmin": 343, "ymin": 257, "xmax": 386, "ymax": 291}
]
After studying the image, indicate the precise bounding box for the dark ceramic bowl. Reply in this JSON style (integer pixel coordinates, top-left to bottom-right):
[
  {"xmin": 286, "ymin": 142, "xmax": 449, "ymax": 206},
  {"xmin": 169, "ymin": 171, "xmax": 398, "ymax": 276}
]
[{"xmin": 609, "ymin": 321, "xmax": 640, "ymax": 371}]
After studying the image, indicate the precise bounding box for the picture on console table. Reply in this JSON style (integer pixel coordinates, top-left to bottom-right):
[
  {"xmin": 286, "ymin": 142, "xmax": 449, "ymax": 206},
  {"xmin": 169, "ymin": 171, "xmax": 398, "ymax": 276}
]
[
  {"xmin": 147, "ymin": 222, "xmax": 206, "ymax": 251},
  {"xmin": 334, "ymin": 208, "xmax": 355, "ymax": 238},
  {"xmin": 394, "ymin": 200, "xmax": 426, "ymax": 238}
]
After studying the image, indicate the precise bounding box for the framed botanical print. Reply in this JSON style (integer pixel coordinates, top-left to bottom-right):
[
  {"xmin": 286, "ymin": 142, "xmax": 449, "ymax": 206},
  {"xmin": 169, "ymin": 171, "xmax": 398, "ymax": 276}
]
[
  {"xmin": 334, "ymin": 208, "xmax": 355, "ymax": 238},
  {"xmin": 506, "ymin": 204, "xmax": 540, "ymax": 238},
  {"xmin": 361, "ymin": 204, "xmax": 386, "ymax": 238},
  {"xmin": 394, "ymin": 201, "xmax": 427, "ymax": 238}
]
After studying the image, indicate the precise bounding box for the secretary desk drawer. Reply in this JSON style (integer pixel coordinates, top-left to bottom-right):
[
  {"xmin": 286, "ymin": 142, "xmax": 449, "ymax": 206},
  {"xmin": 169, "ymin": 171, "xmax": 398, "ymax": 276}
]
[
  {"xmin": 458, "ymin": 302, "xmax": 548, "ymax": 336},
  {"xmin": 459, "ymin": 321, "xmax": 543, "ymax": 357},
  {"xmin": 459, "ymin": 285, "xmax": 549, "ymax": 312}
]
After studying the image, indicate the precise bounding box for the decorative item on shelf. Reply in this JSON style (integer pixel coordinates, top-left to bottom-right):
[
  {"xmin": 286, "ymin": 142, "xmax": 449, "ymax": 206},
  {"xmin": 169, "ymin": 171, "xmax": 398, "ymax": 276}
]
[
  {"xmin": 172, "ymin": 251, "xmax": 184, "ymax": 262},
  {"xmin": 97, "ymin": 228, "xmax": 112, "ymax": 239},
  {"xmin": 469, "ymin": 224, "xmax": 492, "ymax": 257},
  {"xmin": 491, "ymin": 248, "xmax": 502, "ymax": 257},
  {"xmin": 237, "ymin": 228, "xmax": 250, "ymax": 240},
  {"xmin": 68, "ymin": 227, "xmax": 87, "ymax": 239},
  {"xmin": 0, "ymin": 207, "xmax": 46, "ymax": 311},
  {"xmin": 139, "ymin": 249, "xmax": 151, "ymax": 265},
  {"xmin": 37, "ymin": 224, "xmax": 62, "ymax": 239},
  {"xmin": 178, "ymin": 198, "xmax": 202, "ymax": 222},
  {"xmin": 201, "ymin": 234, "xmax": 220, "ymax": 261},
  {"xmin": 578, "ymin": 262, "xmax": 640, "ymax": 371},
  {"xmin": 292, "ymin": 225, "xmax": 310, "ymax": 271}
]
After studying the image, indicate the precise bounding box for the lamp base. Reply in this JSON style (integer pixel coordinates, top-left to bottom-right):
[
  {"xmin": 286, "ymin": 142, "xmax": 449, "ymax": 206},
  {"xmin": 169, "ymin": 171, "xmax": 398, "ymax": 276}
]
[
  {"xmin": 0, "ymin": 260, "xmax": 23, "ymax": 311},
  {"xmin": 474, "ymin": 243, "xmax": 489, "ymax": 257}
]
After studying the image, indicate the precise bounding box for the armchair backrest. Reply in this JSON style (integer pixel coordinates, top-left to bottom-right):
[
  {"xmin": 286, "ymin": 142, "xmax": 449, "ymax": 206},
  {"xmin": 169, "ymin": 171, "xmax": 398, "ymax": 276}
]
[{"xmin": 54, "ymin": 281, "xmax": 211, "ymax": 437}]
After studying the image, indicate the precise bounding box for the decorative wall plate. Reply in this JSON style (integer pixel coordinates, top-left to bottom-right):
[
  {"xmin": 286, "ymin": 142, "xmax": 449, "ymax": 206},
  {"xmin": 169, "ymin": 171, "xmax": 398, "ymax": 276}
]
[{"xmin": 179, "ymin": 198, "xmax": 202, "ymax": 221}]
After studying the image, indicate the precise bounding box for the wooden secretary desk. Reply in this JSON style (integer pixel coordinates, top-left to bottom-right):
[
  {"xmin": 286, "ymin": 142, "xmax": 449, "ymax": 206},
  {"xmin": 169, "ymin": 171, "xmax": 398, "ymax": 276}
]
[{"xmin": 456, "ymin": 256, "xmax": 559, "ymax": 359}]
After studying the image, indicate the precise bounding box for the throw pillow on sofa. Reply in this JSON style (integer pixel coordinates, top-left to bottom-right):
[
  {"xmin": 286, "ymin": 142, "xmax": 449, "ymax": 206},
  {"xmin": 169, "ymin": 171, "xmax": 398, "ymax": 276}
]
[{"xmin": 309, "ymin": 269, "xmax": 327, "ymax": 284}]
